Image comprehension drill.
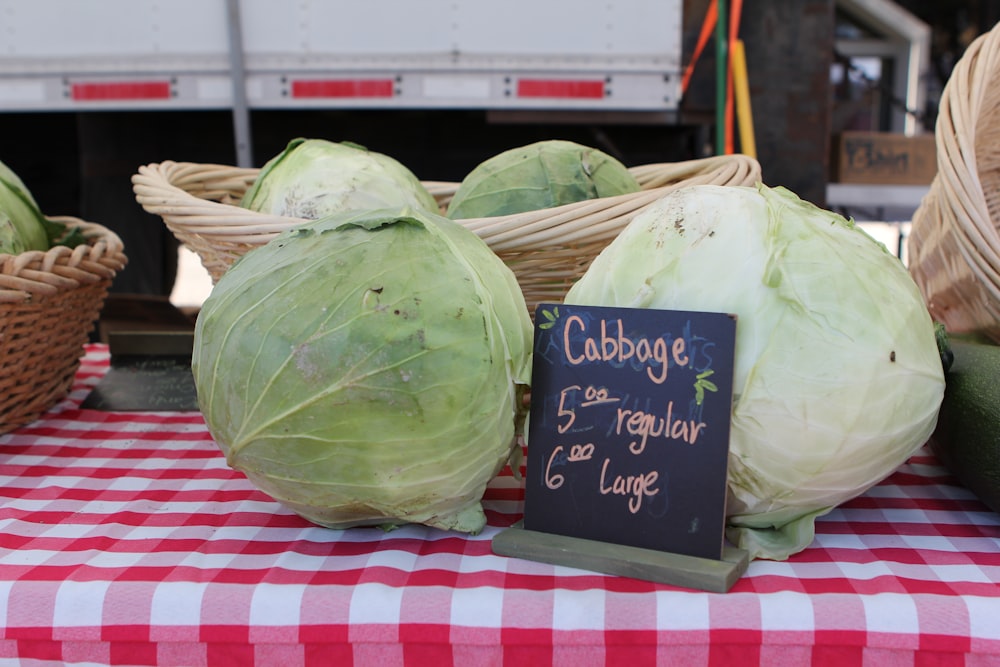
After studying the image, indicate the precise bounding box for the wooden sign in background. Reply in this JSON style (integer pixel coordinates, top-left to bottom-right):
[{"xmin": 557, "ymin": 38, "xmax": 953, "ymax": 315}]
[{"xmin": 523, "ymin": 303, "xmax": 737, "ymax": 561}]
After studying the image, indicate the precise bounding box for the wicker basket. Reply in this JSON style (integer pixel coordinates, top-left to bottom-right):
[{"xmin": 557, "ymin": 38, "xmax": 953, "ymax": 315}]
[
  {"xmin": 0, "ymin": 219, "xmax": 127, "ymax": 434},
  {"xmin": 133, "ymin": 153, "xmax": 761, "ymax": 313},
  {"xmin": 908, "ymin": 21, "xmax": 1000, "ymax": 342}
]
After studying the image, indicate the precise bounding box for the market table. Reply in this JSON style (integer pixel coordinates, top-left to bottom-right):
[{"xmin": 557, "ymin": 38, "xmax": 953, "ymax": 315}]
[{"xmin": 1, "ymin": 345, "xmax": 999, "ymax": 666}]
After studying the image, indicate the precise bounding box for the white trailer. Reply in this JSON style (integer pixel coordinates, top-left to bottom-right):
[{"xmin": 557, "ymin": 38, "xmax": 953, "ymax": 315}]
[{"xmin": 0, "ymin": 0, "xmax": 684, "ymax": 164}]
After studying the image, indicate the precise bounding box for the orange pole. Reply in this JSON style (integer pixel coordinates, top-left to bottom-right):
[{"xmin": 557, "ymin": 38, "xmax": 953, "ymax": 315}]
[{"xmin": 681, "ymin": 0, "xmax": 718, "ymax": 96}]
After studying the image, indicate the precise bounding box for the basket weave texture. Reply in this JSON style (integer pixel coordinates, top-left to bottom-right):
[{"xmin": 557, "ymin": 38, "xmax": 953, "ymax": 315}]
[
  {"xmin": 0, "ymin": 219, "xmax": 127, "ymax": 434},
  {"xmin": 133, "ymin": 154, "xmax": 761, "ymax": 313},
  {"xmin": 908, "ymin": 21, "xmax": 1000, "ymax": 342}
]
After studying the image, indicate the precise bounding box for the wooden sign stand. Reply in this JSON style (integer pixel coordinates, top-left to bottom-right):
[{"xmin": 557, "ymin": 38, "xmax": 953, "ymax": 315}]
[
  {"xmin": 81, "ymin": 330, "xmax": 199, "ymax": 412},
  {"xmin": 492, "ymin": 522, "xmax": 748, "ymax": 593}
]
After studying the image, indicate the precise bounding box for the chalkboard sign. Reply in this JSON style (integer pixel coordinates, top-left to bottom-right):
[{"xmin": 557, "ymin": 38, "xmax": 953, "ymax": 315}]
[
  {"xmin": 82, "ymin": 331, "xmax": 199, "ymax": 412},
  {"xmin": 523, "ymin": 303, "xmax": 737, "ymax": 561}
]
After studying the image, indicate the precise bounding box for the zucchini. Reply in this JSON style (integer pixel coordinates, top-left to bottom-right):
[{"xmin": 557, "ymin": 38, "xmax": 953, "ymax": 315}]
[{"xmin": 929, "ymin": 338, "xmax": 1000, "ymax": 514}]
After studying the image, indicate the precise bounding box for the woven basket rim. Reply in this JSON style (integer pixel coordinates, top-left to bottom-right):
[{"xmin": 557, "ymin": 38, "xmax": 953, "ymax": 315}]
[
  {"xmin": 133, "ymin": 153, "xmax": 762, "ymax": 239},
  {"xmin": 0, "ymin": 217, "xmax": 128, "ymax": 303},
  {"xmin": 908, "ymin": 20, "xmax": 1000, "ymax": 339},
  {"xmin": 133, "ymin": 152, "xmax": 762, "ymax": 301}
]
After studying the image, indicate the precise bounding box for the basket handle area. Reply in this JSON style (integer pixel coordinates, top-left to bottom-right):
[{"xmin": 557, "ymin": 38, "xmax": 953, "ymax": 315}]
[
  {"xmin": 628, "ymin": 153, "xmax": 761, "ymax": 189},
  {"xmin": 932, "ymin": 24, "xmax": 1000, "ymax": 274},
  {"xmin": 133, "ymin": 161, "xmax": 303, "ymax": 235},
  {"xmin": 423, "ymin": 153, "xmax": 761, "ymax": 217},
  {"xmin": 0, "ymin": 219, "xmax": 128, "ymax": 303},
  {"xmin": 459, "ymin": 153, "xmax": 763, "ymax": 251},
  {"xmin": 132, "ymin": 153, "xmax": 762, "ymax": 255},
  {"xmin": 907, "ymin": 21, "xmax": 1000, "ymax": 339}
]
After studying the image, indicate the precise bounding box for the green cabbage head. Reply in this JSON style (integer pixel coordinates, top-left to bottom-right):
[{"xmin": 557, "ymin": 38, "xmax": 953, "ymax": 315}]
[
  {"xmin": 446, "ymin": 139, "xmax": 640, "ymax": 219},
  {"xmin": 564, "ymin": 183, "xmax": 945, "ymax": 560},
  {"xmin": 0, "ymin": 159, "xmax": 50, "ymax": 254},
  {"xmin": 193, "ymin": 206, "xmax": 533, "ymax": 534},
  {"xmin": 241, "ymin": 138, "xmax": 439, "ymax": 219}
]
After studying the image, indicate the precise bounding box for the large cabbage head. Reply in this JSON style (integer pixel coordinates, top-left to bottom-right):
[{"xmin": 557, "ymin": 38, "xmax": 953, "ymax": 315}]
[
  {"xmin": 193, "ymin": 206, "xmax": 533, "ymax": 534},
  {"xmin": 564, "ymin": 183, "xmax": 945, "ymax": 560},
  {"xmin": 446, "ymin": 139, "xmax": 640, "ymax": 219},
  {"xmin": 241, "ymin": 138, "xmax": 439, "ymax": 218},
  {"xmin": 0, "ymin": 159, "xmax": 50, "ymax": 254}
]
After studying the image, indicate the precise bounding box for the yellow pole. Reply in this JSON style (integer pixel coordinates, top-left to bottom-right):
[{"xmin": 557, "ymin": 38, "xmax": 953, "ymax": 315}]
[{"xmin": 731, "ymin": 39, "xmax": 756, "ymax": 159}]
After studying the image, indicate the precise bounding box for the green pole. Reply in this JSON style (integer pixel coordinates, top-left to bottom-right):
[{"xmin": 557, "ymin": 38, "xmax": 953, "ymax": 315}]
[{"xmin": 716, "ymin": 0, "xmax": 729, "ymax": 155}]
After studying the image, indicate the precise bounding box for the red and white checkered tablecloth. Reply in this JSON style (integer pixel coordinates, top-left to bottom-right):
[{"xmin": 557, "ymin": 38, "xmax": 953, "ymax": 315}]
[{"xmin": 1, "ymin": 345, "xmax": 999, "ymax": 667}]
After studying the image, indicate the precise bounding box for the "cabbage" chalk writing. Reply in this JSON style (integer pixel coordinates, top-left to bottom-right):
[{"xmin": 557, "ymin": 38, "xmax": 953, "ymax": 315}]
[{"xmin": 562, "ymin": 314, "xmax": 689, "ymax": 384}]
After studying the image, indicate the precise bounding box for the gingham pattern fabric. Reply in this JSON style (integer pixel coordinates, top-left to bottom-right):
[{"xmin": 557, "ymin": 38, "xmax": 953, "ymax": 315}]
[{"xmin": 1, "ymin": 345, "xmax": 998, "ymax": 666}]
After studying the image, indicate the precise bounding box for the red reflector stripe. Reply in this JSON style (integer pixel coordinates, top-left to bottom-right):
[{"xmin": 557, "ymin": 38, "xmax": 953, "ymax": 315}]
[
  {"xmin": 71, "ymin": 81, "xmax": 172, "ymax": 101},
  {"xmin": 291, "ymin": 79, "xmax": 395, "ymax": 98},
  {"xmin": 517, "ymin": 79, "xmax": 605, "ymax": 99}
]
